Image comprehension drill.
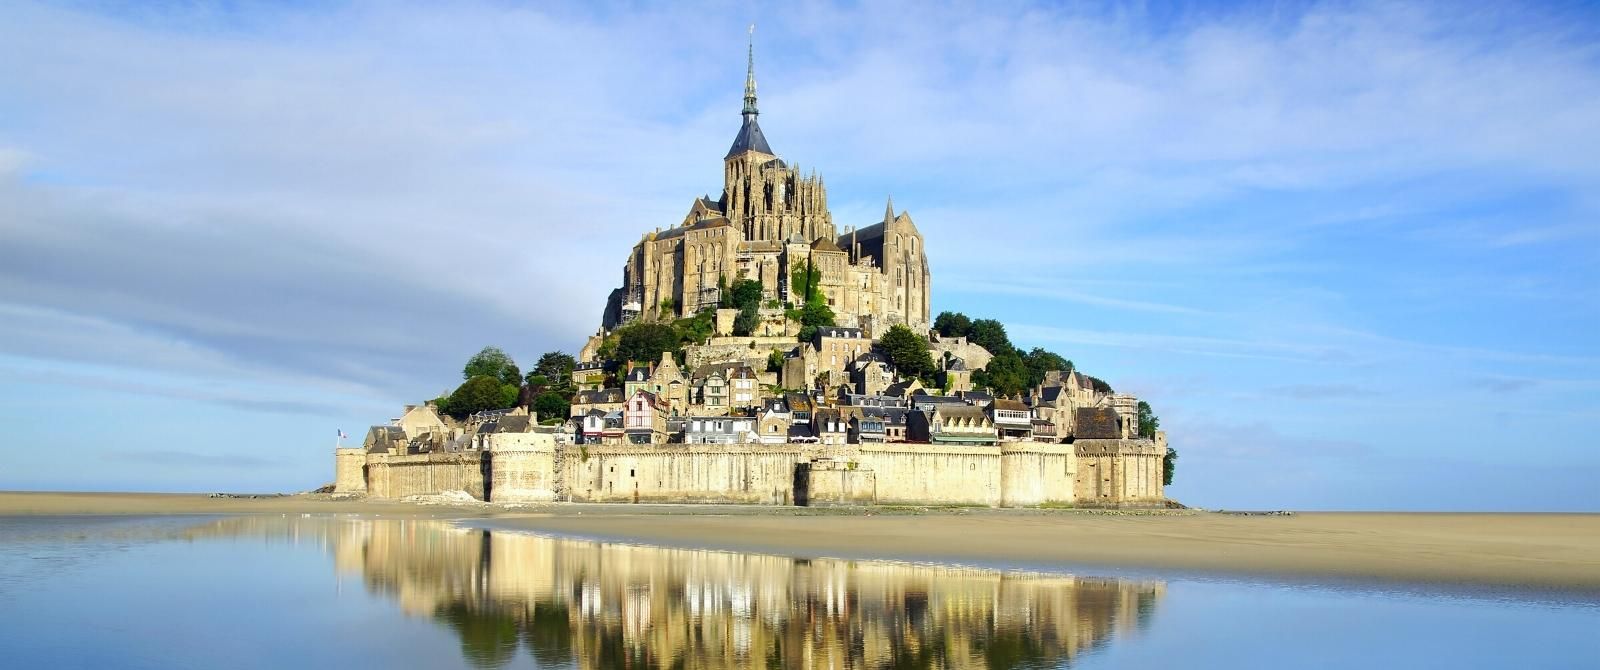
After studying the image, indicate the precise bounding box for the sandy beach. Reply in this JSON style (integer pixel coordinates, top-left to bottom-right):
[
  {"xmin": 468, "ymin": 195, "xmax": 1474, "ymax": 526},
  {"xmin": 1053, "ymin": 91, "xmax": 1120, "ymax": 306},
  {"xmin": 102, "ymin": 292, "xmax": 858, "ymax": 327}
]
[{"xmin": 3, "ymin": 491, "xmax": 1596, "ymax": 593}]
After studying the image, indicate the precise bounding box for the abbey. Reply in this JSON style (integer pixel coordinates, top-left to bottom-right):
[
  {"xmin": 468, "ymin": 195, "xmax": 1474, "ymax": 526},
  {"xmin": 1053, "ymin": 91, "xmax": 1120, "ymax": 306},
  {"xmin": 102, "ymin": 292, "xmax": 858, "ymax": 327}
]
[{"xmin": 605, "ymin": 41, "xmax": 931, "ymax": 335}]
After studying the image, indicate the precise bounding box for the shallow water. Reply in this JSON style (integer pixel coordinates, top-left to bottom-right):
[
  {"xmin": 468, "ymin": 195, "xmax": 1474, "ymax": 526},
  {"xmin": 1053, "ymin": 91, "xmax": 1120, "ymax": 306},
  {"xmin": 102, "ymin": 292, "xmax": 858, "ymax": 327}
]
[{"xmin": 0, "ymin": 515, "xmax": 1594, "ymax": 669}]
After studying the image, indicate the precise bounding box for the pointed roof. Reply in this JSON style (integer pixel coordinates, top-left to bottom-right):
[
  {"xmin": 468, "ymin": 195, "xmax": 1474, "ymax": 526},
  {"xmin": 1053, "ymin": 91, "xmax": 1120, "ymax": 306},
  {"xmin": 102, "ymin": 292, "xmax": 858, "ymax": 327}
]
[
  {"xmin": 726, "ymin": 27, "xmax": 775, "ymax": 158},
  {"xmin": 726, "ymin": 116, "xmax": 774, "ymax": 158},
  {"xmin": 884, "ymin": 196, "xmax": 895, "ymax": 223}
]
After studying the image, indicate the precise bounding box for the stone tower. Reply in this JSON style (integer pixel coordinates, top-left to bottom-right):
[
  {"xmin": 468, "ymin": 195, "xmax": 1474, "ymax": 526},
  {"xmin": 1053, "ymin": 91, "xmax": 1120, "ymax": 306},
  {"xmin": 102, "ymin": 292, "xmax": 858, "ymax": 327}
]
[
  {"xmin": 720, "ymin": 31, "xmax": 835, "ymax": 246},
  {"xmin": 602, "ymin": 31, "xmax": 932, "ymax": 336}
]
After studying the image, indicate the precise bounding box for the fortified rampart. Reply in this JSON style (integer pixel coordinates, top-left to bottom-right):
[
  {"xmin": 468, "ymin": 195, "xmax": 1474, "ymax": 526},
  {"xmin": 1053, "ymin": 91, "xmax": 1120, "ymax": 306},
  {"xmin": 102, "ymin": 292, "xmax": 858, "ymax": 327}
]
[{"xmin": 335, "ymin": 438, "xmax": 1162, "ymax": 508}]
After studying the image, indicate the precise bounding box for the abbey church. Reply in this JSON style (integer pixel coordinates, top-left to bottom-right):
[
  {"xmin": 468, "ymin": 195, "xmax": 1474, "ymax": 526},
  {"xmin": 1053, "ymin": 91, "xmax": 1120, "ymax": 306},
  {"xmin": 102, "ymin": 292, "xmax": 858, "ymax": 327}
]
[{"xmin": 604, "ymin": 40, "xmax": 931, "ymax": 336}]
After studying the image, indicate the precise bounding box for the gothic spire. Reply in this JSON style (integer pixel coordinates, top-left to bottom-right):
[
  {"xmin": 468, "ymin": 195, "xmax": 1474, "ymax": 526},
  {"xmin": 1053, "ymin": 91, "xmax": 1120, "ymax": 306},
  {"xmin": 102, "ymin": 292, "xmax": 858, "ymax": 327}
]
[
  {"xmin": 725, "ymin": 25, "xmax": 774, "ymax": 159},
  {"xmin": 743, "ymin": 25, "xmax": 759, "ymax": 117},
  {"xmin": 884, "ymin": 195, "xmax": 895, "ymax": 223}
]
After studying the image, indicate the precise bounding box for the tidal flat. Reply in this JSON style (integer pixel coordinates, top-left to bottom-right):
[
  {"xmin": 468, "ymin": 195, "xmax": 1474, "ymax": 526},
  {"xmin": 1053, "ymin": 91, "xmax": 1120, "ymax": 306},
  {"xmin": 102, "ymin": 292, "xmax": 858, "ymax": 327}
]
[{"xmin": 1, "ymin": 492, "xmax": 1597, "ymax": 592}]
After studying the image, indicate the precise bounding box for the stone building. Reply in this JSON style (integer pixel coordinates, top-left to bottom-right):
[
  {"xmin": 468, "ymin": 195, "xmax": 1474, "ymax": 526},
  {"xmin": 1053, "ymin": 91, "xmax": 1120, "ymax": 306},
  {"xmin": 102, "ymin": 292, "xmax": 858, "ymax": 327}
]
[{"xmin": 603, "ymin": 37, "xmax": 931, "ymax": 337}]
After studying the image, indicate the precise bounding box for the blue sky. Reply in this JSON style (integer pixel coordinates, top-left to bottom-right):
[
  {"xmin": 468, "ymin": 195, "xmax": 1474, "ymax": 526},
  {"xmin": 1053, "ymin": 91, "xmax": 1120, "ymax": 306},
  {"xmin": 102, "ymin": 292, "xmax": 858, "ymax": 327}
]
[{"xmin": 1, "ymin": 1, "xmax": 1596, "ymax": 510}]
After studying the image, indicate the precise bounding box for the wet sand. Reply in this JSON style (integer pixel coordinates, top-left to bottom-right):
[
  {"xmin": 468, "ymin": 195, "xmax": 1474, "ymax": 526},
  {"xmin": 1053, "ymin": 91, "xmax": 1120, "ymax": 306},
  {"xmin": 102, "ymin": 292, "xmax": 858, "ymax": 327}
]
[{"xmin": 3, "ymin": 491, "xmax": 1596, "ymax": 593}]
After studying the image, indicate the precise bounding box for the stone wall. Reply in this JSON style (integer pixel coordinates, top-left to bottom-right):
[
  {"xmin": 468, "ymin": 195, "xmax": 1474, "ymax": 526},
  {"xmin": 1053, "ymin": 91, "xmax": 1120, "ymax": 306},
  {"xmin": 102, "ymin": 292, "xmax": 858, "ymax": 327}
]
[
  {"xmin": 333, "ymin": 447, "xmax": 367, "ymax": 494},
  {"xmin": 688, "ymin": 336, "xmax": 799, "ymax": 371},
  {"xmin": 857, "ymin": 444, "xmax": 1004, "ymax": 506},
  {"xmin": 1073, "ymin": 439, "xmax": 1165, "ymax": 505},
  {"xmin": 806, "ymin": 459, "xmax": 877, "ymax": 505},
  {"xmin": 343, "ymin": 438, "xmax": 1164, "ymax": 508},
  {"xmin": 999, "ymin": 442, "xmax": 1077, "ymax": 507},
  {"xmin": 363, "ymin": 451, "xmax": 485, "ymax": 500},
  {"xmin": 566, "ymin": 443, "xmax": 808, "ymax": 505},
  {"xmin": 485, "ymin": 433, "xmax": 560, "ymax": 503}
]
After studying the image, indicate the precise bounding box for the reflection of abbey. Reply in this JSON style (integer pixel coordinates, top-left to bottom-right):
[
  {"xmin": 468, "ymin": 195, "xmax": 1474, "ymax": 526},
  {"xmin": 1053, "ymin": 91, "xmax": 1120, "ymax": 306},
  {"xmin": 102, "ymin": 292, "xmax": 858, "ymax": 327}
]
[
  {"xmin": 334, "ymin": 37, "xmax": 1168, "ymax": 508},
  {"xmin": 603, "ymin": 39, "xmax": 931, "ymax": 333},
  {"xmin": 198, "ymin": 516, "xmax": 1164, "ymax": 669}
]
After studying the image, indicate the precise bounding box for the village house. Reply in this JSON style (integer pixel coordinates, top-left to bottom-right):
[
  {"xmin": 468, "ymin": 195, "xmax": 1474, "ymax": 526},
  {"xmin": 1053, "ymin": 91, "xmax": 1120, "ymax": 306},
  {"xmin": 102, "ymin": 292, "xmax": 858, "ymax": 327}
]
[
  {"xmin": 728, "ymin": 364, "xmax": 759, "ymax": 410},
  {"xmin": 579, "ymin": 409, "xmax": 624, "ymax": 445},
  {"xmin": 943, "ymin": 356, "xmax": 973, "ymax": 393},
  {"xmin": 849, "ymin": 351, "xmax": 895, "ymax": 396},
  {"xmin": 811, "ymin": 407, "xmax": 849, "ymax": 445},
  {"xmin": 683, "ymin": 415, "xmax": 758, "ymax": 444},
  {"xmin": 840, "ymin": 392, "xmax": 909, "ymax": 408},
  {"xmin": 571, "ymin": 388, "xmax": 627, "ymax": 418},
  {"xmin": 756, "ymin": 398, "xmax": 791, "ymax": 444},
  {"xmin": 990, "ymin": 398, "xmax": 1034, "ymax": 441},
  {"xmin": 623, "ymin": 365, "xmax": 652, "ymax": 397},
  {"xmin": 910, "ymin": 393, "xmax": 968, "ymax": 413},
  {"xmin": 691, "ymin": 365, "xmax": 729, "ymax": 415},
  {"xmin": 816, "ymin": 327, "xmax": 869, "ymax": 388},
  {"xmin": 910, "ymin": 404, "xmax": 997, "ymax": 446},
  {"xmin": 623, "ymin": 390, "xmax": 668, "ymax": 444},
  {"xmin": 785, "ymin": 392, "xmax": 815, "ymax": 424},
  {"xmin": 571, "ymin": 361, "xmax": 606, "ymax": 391}
]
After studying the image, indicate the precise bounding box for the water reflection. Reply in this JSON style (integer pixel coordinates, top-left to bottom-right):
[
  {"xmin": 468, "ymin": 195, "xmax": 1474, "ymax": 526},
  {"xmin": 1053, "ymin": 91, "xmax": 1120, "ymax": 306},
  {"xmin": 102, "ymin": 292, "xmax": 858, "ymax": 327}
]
[{"xmin": 190, "ymin": 517, "xmax": 1163, "ymax": 669}]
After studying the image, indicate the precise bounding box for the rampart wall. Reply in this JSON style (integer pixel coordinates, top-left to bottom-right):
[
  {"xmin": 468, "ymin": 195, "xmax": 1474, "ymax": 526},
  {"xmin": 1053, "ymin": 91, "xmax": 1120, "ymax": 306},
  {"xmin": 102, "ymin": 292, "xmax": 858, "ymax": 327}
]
[
  {"xmin": 334, "ymin": 438, "xmax": 1163, "ymax": 508},
  {"xmin": 363, "ymin": 451, "xmax": 486, "ymax": 500},
  {"xmin": 566, "ymin": 444, "xmax": 807, "ymax": 505}
]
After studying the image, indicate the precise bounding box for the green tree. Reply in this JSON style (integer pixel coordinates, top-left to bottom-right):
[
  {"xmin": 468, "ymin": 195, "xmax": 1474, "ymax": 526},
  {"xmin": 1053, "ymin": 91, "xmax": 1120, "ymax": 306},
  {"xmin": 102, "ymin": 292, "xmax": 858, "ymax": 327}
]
[
  {"xmin": 533, "ymin": 391, "xmax": 570, "ymax": 422},
  {"xmin": 529, "ymin": 352, "xmax": 577, "ymax": 389},
  {"xmin": 1137, "ymin": 400, "xmax": 1160, "ymax": 438},
  {"xmin": 1164, "ymin": 447, "xmax": 1178, "ymax": 486},
  {"xmin": 793, "ymin": 301, "xmax": 836, "ymax": 342},
  {"xmin": 878, "ymin": 324, "xmax": 938, "ymax": 383},
  {"xmin": 1023, "ymin": 347, "xmax": 1071, "ymax": 389},
  {"xmin": 725, "ymin": 278, "xmax": 765, "ymax": 336},
  {"xmin": 733, "ymin": 305, "xmax": 760, "ymax": 336},
  {"xmin": 614, "ymin": 322, "xmax": 680, "ymax": 364},
  {"xmin": 672, "ymin": 309, "xmax": 716, "ymax": 345},
  {"xmin": 463, "ymin": 346, "xmax": 521, "ymax": 386},
  {"xmin": 442, "ymin": 375, "xmax": 518, "ymax": 419},
  {"xmin": 728, "ymin": 279, "xmax": 764, "ymax": 311},
  {"xmin": 933, "ymin": 311, "xmax": 972, "ymax": 338},
  {"xmin": 975, "ymin": 349, "xmax": 1028, "ymax": 396},
  {"xmin": 766, "ymin": 349, "xmax": 785, "ymax": 373},
  {"xmin": 967, "ymin": 319, "xmax": 1014, "ymax": 356}
]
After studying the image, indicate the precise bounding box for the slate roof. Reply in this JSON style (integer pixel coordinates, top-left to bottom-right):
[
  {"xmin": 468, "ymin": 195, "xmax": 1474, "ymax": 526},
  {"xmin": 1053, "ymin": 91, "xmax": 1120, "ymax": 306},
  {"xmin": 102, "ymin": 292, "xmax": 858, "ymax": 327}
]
[
  {"xmin": 654, "ymin": 217, "xmax": 731, "ymax": 242},
  {"xmin": 1074, "ymin": 407, "xmax": 1123, "ymax": 439},
  {"xmin": 785, "ymin": 392, "xmax": 814, "ymax": 411},
  {"xmin": 365, "ymin": 425, "xmax": 407, "ymax": 453},
  {"xmin": 726, "ymin": 115, "xmax": 774, "ymax": 158},
  {"xmin": 911, "ymin": 394, "xmax": 969, "ymax": 410},
  {"xmin": 861, "ymin": 406, "xmax": 910, "ymax": 427},
  {"xmin": 991, "ymin": 399, "xmax": 1029, "ymax": 412},
  {"xmin": 741, "ymin": 240, "xmax": 783, "ymax": 254},
  {"xmin": 576, "ymin": 388, "xmax": 626, "ymax": 404},
  {"xmin": 817, "ymin": 326, "xmax": 864, "ymax": 339},
  {"xmin": 810, "ymin": 237, "xmax": 844, "ymax": 253},
  {"xmin": 936, "ymin": 405, "xmax": 989, "ymax": 422},
  {"xmin": 684, "ymin": 416, "xmax": 756, "ymax": 435},
  {"xmin": 479, "ymin": 415, "xmax": 531, "ymax": 434}
]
